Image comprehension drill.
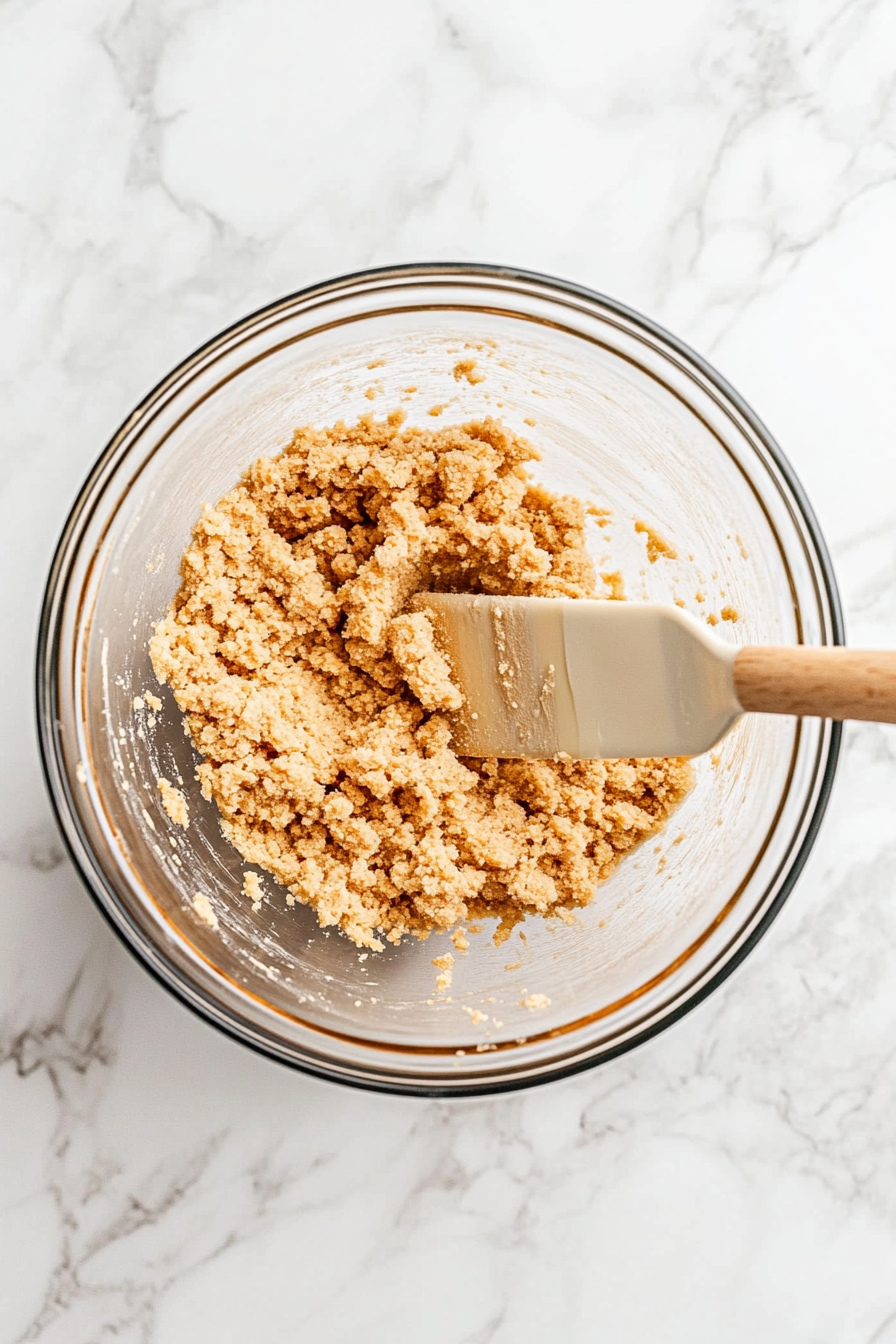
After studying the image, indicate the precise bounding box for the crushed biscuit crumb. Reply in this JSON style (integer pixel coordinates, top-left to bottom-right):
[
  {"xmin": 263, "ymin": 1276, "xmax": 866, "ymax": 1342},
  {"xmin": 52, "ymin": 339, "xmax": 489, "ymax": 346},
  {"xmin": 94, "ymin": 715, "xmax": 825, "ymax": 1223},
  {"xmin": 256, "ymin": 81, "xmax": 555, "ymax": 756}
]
[
  {"xmin": 150, "ymin": 413, "xmax": 691, "ymax": 950},
  {"xmin": 634, "ymin": 520, "xmax": 678, "ymax": 563},
  {"xmin": 192, "ymin": 893, "xmax": 218, "ymax": 928},
  {"xmin": 157, "ymin": 778, "xmax": 189, "ymax": 828},
  {"xmin": 432, "ymin": 952, "xmax": 454, "ymax": 992},
  {"xmin": 388, "ymin": 612, "xmax": 463, "ymax": 710},
  {"xmin": 520, "ymin": 993, "xmax": 550, "ymax": 1010},
  {"xmin": 601, "ymin": 570, "xmax": 626, "ymax": 601},
  {"xmin": 453, "ymin": 359, "xmax": 485, "ymax": 385},
  {"xmin": 244, "ymin": 870, "xmax": 264, "ymax": 911}
]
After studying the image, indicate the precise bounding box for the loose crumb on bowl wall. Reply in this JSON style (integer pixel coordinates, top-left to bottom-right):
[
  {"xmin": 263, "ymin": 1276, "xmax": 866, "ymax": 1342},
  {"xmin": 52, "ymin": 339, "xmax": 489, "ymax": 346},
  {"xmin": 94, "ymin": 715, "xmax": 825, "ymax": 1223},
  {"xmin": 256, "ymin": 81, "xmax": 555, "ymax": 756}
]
[
  {"xmin": 243, "ymin": 871, "xmax": 263, "ymax": 911},
  {"xmin": 520, "ymin": 993, "xmax": 551, "ymax": 1010},
  {"xmin": 192, "ymin": 893, "xmax": 218, "ymax": 928},
  {"xmin": 157, "ymin": 779, "xmax": 188, "ymax": 828},
  {"xmin": 634, "ymin": 519, "xmax": 678, "ymax": 563},
  {"xmin": 453, "ymin": 359, "xmax": 485, "ymax": 385}
]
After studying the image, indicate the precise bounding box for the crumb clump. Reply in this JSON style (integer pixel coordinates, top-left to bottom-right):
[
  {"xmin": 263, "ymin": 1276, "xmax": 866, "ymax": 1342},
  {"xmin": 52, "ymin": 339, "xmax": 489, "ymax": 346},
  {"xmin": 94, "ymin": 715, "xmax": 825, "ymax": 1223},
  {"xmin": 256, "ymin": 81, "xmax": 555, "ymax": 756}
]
[
  {"xmin": 387, "ymin": 613, "xmax": 462, "ymax": 710},
  {"xmin": 158, "ymin": 778, "xmax": 189, "ymax": 828},
  {"xmin": 150, "ymin": 413, "xmax": 692, "ymax": 950},
  {"xmin": 453, "ymin": 359, "xmax": 485, "ymax": 385},
  {"xmin": 451, "ymin": 928, "xmax": 470, "ymax": 953},
  {"xmin": 244, "ymin": 871, "xmax": 263, "ymax": 910},
  {"xmin": 520, "ymin": 993, "xmax": 551, "ymax": 1010},
  {"xmin": 432, "ymin": 952, "xmax": 454, "ymax": 992},
  {"xmin": 634, "ymin": 520, "xmax": 678, "ymax": 563},
  {"xmin": 192, "ymin": 893, "xmax": 218, "ymax": 928},
  {"xmin": 601, "ymin": 570, "xmax": 625, "ymax": 601}
]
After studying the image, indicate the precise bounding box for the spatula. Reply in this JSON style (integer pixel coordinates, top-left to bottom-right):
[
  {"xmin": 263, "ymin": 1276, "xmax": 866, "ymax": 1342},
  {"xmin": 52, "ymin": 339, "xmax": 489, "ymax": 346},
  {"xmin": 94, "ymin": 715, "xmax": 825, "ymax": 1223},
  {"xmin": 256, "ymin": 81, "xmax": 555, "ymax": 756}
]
[{"xmin": 411, "ymin": 594, "xmax": 896, "ymax": 759}]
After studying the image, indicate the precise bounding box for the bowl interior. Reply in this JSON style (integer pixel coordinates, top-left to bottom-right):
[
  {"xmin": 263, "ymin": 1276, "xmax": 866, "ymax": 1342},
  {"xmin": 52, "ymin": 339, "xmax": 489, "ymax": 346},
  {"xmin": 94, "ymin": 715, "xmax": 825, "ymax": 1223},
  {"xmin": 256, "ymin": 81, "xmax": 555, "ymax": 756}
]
[{"xmin": 50, "ymin": 272, "xmax": 838, "ymax": 1090}]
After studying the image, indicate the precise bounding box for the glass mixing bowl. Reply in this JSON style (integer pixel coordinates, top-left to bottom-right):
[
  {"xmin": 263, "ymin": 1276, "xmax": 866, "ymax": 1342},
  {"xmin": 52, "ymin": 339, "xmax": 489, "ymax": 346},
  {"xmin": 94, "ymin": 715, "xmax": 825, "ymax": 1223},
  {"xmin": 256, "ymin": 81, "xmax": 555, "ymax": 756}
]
[{"xmin": 37, "ymin": 264, "xmax": 842, "ymax": 1095}]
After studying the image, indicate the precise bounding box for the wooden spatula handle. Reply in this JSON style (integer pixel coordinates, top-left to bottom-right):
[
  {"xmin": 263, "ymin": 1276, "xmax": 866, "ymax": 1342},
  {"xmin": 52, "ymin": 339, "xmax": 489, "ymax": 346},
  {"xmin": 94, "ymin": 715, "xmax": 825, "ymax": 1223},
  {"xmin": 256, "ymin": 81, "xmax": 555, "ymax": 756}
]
[{"xmin": 734, "ymin": 647, "xmax": 896, "ymax": 722}]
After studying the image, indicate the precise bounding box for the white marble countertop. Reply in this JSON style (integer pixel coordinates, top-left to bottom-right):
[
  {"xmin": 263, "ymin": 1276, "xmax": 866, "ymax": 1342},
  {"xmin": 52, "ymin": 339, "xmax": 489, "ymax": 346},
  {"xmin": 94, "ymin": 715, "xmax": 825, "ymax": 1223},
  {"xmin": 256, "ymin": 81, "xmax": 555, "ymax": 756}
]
[{"xmin": 3, "ymin": 1, "xmax": 896, "ymax": 1340}]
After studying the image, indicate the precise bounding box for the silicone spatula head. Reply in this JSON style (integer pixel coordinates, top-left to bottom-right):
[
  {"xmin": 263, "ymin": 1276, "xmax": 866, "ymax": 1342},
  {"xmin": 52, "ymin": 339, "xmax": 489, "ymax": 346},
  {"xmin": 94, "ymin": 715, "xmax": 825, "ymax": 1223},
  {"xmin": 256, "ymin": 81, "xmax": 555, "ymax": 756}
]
[{"xmin": 410, "ymin": 594, "xmax": 743, "ymax": 759}]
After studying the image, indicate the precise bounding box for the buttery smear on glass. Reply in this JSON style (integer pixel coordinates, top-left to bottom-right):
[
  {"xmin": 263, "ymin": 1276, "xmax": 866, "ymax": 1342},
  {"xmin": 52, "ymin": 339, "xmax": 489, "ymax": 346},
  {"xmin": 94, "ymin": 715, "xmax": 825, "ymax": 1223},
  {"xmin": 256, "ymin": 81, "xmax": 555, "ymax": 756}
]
[{"xmin": 149, "ymin": 411, "xmax": 691, "ymax": 950}]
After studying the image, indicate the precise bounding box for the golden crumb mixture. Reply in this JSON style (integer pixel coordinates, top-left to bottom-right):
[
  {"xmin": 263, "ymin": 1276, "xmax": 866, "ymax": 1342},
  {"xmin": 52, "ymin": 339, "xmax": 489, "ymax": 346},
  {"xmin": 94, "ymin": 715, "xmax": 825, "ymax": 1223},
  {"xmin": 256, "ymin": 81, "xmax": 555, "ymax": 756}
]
[{"xmin": 150, "ymin": 413, "xmax": 691, "ymax": 949}]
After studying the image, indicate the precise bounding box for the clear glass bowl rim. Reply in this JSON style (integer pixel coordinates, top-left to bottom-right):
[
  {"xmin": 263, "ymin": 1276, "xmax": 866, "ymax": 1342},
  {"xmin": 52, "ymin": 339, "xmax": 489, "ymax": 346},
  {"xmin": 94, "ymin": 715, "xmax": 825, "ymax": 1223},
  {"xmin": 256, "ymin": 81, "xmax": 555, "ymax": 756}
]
[{"xmin": 35, "ymin": 261, "xmax": 844, "ymax": 1096}]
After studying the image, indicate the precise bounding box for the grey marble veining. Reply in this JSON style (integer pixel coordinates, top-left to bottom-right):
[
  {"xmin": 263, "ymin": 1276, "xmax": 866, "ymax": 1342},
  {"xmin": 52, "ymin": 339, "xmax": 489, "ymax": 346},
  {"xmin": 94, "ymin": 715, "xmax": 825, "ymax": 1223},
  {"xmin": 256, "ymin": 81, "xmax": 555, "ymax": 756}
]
[{"xmin": 2, "ymin": 1, "xmax": 896, "ymax": 1340}]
